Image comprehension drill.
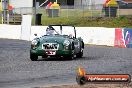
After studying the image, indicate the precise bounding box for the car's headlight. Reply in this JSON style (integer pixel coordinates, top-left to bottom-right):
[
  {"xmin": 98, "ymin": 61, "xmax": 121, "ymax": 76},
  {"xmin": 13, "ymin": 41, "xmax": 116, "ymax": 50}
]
[
  {"xmin": 31, "ymin": 39, "xmax": 38, "ymax": 45},
  {"xmin": 63, "ymin": 40, "xmax": 70, "ymax": 46}
]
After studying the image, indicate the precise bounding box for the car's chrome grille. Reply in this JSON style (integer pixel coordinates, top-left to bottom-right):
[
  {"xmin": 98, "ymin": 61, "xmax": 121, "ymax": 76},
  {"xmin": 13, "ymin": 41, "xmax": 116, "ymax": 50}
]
[{"xmin": 42, "ymin": 43, "xmax": 59, "ymax": 50}]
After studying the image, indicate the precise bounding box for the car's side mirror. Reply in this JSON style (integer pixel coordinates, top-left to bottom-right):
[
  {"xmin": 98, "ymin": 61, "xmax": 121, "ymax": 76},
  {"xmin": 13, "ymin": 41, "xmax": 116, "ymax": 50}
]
[{"xmin": 34, "ymin": 34, "xmax": 37, "ymax": 36}]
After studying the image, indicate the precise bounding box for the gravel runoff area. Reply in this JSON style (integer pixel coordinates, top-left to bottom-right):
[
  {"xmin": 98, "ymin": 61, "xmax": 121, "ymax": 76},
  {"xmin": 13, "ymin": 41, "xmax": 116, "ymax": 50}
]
[{"xmin": 0, "ymin": 39, "xmax": 132, "ymax": 88}]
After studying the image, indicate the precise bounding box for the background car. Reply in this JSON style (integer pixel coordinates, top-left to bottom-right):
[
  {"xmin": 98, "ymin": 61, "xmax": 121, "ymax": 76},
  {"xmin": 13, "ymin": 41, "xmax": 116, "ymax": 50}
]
[{"xmin": 30, "ymin": 24, "xmax": 84, "ymax": 61}]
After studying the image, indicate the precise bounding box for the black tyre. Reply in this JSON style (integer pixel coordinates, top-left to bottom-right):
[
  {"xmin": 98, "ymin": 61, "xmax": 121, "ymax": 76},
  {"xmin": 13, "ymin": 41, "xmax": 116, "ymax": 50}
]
[
  {"xmin": 64, "ymin": 54, "xmax": 74, "ymax": 60},
  {"xmin": 76, "ymin": 48, "xmax": 83, "ymax": 58},
  {"xmin": 30, "ymin": 54, "xmax": 38, "ymax": 61},
  {"xmin": 69, "ymin": 54, "xmax": 75, "ymax": 60},
  {"xmin": 70, "ymin": 50, "xmax": 75, "ymax": 60},
  {"xmin": 65, "ymin": 50, "xmax": 75, "ymax": 60}
]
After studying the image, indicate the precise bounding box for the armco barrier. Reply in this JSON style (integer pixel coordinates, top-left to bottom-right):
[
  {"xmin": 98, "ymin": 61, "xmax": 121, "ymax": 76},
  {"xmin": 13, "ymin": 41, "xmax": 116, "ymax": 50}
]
[
  {"xmin": 0, "ymin": 24, "xmax": 121, "ymax": 47},
  {"xmin": 76, "ymin": 27, "xmax": 115, "ymax": 46},
  {"xmin": 31, "ymin": 26, "xmax": 115, "ymax": 46},
  {"xmin": 0, "ymin": 24, "xmax": 21, "ymax": 39}
]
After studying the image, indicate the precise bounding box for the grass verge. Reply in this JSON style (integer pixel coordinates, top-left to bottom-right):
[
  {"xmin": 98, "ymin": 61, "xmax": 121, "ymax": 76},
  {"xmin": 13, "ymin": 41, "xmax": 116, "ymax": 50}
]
[{"xmin": 34, "ymin": 16, "xmax": 132, "ymax": 28}]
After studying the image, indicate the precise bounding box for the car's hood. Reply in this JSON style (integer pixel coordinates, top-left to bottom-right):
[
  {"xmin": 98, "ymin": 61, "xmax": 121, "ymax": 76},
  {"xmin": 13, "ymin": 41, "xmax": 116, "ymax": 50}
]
[{"xmin": 39, "ymin": 35, "xmax": 70, "ymax": 44}]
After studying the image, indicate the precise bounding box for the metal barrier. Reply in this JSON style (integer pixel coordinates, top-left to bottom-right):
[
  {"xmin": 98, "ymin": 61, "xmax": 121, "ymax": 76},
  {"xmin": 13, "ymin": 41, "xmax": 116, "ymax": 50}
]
[
  {"xmin": 8, "ymin": 14, "xmax": 22, "ymax": 24},
  {"xmin": 1, "ymin": 13, "xmax": 22, "ymax": 24}
]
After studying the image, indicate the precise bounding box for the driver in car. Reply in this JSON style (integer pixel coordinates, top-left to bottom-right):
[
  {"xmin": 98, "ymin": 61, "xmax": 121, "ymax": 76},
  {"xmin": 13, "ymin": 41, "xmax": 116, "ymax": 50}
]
[
  {"xmin": 69, "ymin": 34, "xmax": 73, "ymax": 38},
  {"xmin": 46, "ymin": 27, "xmax": 55, "ymax": 35}
]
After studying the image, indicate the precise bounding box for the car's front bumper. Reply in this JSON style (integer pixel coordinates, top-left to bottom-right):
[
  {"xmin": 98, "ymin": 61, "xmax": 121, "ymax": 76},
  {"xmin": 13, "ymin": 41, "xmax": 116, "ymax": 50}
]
[{"xmin": 30, "ymin": 49, "xmax": 72, "ymax": 57}]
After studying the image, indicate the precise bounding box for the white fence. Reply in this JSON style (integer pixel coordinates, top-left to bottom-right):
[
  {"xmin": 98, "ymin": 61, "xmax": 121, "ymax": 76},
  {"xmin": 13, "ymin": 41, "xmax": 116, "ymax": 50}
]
[{"xmin": 0, "ymin": 24, "xmax": 115, "ymax": 46}]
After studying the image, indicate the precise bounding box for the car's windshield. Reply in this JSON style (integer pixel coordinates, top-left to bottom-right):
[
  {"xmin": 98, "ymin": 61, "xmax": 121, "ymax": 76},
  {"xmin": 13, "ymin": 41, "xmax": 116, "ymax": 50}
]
[
  {"xmin": 46, "ymin": 26, "xmax": 60, "ymax": 35},
  {"xmin": 46, "ymin": 26, "xmax": 75, "ymax": 37}
]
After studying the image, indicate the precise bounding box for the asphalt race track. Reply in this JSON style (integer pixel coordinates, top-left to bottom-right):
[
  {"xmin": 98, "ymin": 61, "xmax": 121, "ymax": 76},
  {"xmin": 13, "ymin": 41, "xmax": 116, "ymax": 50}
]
[{"xmin": 0, "ymin": 39, "xmax": 132, "ymax": 88}]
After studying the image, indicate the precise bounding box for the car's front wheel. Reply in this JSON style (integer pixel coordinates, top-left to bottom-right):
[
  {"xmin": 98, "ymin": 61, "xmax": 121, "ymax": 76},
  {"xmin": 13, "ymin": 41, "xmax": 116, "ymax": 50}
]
[
  {"xmin": 76, "ymin": 48, "xmax": 83, "ymax": 58},
  {"xmin": 30, "ymin": 54, "xmax": 38, "ymax": 61},
  {"xmin": 66, "ymin": 50, "xmax": 75, "ymax": 60},
  {"xmin": 69, "ymin": 54, "xmax": 75, "ymax": 60}
]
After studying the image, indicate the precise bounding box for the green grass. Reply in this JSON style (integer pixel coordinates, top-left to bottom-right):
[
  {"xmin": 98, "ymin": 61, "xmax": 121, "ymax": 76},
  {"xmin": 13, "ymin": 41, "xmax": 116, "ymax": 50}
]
[
  {"xmin": 41, "ymin": 17, "xmax": 79, "ymax": 26},
  {"xmin": 32, "ymin": 9, "xmax": 132, "ymax": 27},
  {"xmin": 32, "ymin": 15, "xmax": 132, "ymax": 28},
  {"xmin": 76, "ymin": 16, "xmax": 132, "ymax": 28}
]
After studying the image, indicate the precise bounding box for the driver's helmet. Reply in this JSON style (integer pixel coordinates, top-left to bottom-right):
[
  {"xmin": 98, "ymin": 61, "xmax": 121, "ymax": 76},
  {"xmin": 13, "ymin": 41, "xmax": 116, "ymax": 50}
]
[
  {"xmin": 69, "ymin": 33, "xmax": 73, "ymax": 38},
  {"xmin": 46, "ymin": 27, "xmax": 54, "ymax": 35}
]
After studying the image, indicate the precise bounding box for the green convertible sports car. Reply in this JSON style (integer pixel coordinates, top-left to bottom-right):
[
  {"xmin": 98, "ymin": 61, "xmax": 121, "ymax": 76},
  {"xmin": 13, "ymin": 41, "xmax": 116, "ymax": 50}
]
[{"xmin": 30, "ymin": 24, "xmax": 84, "ymax": 61}]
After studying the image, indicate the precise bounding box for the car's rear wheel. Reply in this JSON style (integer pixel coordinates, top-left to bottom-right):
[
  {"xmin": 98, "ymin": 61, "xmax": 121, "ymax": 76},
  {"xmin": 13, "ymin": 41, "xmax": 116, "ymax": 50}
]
[{"xmin": 30, "ymin": 54, "xmax": 38, "ymax": 61}]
